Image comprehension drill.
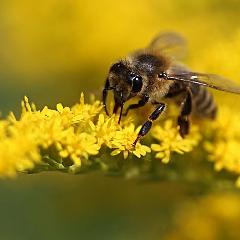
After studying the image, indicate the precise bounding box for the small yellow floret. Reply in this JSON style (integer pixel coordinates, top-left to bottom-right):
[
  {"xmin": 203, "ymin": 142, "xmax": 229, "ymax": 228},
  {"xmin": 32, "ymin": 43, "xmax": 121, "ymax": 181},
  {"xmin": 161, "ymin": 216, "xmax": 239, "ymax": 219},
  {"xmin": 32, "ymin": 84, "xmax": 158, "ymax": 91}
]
[
  {"xmin": 151, "ymin": 120, "xmax": 201, "ymax": 163},
  {"xmin": 111, "ymin": 124, "xmax": 151, "ymax": 159}
]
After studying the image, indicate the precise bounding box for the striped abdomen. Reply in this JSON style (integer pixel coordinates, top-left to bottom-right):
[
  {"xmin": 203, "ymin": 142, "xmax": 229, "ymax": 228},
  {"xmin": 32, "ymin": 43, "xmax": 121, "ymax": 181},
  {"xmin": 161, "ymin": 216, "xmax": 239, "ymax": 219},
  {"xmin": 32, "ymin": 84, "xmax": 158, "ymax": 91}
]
[{"xmin": 190, "ymin": 84, "xmax": 217, "ymax": 119}]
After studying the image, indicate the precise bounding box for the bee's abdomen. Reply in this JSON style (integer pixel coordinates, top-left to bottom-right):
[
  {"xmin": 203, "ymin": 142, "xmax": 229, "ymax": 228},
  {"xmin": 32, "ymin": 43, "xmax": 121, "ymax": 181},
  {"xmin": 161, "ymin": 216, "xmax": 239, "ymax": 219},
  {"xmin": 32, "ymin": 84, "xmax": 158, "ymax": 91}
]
[{"xmin": 191, "ymin": 85, "xmax": 217, "ymax": 119}]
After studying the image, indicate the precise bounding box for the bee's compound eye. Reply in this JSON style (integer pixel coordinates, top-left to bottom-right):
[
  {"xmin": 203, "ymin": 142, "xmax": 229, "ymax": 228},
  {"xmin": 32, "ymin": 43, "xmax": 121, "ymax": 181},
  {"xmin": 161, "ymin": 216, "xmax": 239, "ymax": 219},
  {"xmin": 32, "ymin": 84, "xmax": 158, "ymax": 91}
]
[{"xmin": 131, "ymin": 74, "xmax": 143, "ymax": 93}]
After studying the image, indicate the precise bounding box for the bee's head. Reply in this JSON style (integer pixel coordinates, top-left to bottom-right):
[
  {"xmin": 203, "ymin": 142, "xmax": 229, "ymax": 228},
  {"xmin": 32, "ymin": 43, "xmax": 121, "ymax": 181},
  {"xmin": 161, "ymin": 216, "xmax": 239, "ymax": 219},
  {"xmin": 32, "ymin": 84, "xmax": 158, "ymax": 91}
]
[
  {"xmin": 103, "ymin": 61, "xmax": 143, "ymax": 122},
  {"xmin": 109, "ymin": 61, "xmax": 143, "ymax": 103}
]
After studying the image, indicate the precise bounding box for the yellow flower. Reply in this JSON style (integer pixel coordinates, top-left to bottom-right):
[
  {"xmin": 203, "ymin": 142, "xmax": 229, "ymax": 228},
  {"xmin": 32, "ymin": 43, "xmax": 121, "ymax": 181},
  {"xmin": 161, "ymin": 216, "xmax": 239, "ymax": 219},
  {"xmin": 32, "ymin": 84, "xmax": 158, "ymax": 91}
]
[
  {"xmin": 56, "ymin": 103, "xmax": 74, "ymax": 128},
  {"xmin": 164, "ymin": 193, "xmax": 240, "ymax": 240},
  {"xmin": 0, "ymin": 94, "xmax": 104, "ymax": 177},
  {"xmin": 206, "ymin": 140, "xmax": 240, "ymax": 172},
  {"xmin": 89, "ymin": 114, "xmax": 119, "ymax": 148},
  {"xmin": 57, "ymin": 130, "xmax": 100, "ymax": 166},
  {"xmin": 71, "ymin": 93, "xmax": 102, "ymax": 125},
  {"xmin": 0, "ymin": 119, "xmax": 40, "ymax": 177},
  {"xmin": 205, "ymin": 106, "xmax": 240, "ymax": 185},
  {"xmin": 111, "ymin": 124, "xmax": 151, "ymax": 159},
  {"xmin": 151, "ymin": 120, "xmax": 201, "ymax": 163}
]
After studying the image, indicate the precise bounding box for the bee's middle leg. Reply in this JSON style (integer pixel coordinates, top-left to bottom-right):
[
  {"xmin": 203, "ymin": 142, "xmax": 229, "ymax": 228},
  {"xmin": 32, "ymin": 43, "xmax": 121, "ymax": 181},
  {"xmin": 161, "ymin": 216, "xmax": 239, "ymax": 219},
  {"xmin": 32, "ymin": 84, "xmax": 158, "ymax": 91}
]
[
  {"xmin": 178, "ymin": 89, "xmax": 192, "ymax": 138},
  {"xmin": 133, "ymin": 103, "xmax": 165, "ymax": 146}
]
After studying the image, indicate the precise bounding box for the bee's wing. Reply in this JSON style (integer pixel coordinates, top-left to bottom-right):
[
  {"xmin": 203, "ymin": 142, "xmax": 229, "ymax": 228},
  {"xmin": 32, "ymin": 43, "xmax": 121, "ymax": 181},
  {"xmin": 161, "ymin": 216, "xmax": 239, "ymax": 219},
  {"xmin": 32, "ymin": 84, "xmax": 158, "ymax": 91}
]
[
  {"xmin": 148, "ymin": 32, "xmax": 187, "ymax": 60},
  {"xmin": 167, "ymin": 69, "xmax": 240, "ymax": 94}
]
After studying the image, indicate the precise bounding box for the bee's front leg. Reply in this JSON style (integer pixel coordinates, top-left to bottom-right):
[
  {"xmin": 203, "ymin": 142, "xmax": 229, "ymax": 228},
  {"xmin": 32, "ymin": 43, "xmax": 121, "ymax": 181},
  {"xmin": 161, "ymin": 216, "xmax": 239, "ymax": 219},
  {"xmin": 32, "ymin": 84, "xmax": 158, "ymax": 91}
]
[
  {"xmin": 102, "ymin": 78, "xmax": 112, "ymax": 116},
  {"xmin": 123, "ymin": 95, "xmax": 149, "ymax": 116},
  {"xmin": 178, "ymin": 89, "xmax": 192, "ymax": 138},
  {"xmin": 133, "ymin": 103, "xmax": 165, "ymax": 146}
]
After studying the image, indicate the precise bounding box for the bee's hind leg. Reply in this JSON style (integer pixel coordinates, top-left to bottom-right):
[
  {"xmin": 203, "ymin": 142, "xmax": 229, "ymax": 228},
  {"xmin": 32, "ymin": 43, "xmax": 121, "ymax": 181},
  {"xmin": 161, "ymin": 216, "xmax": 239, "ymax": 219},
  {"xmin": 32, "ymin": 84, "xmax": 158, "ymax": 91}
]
[
  {"xmin": 133, "ymin": 103, "xmax": 165, "ymax": 146},
  {"xmin": 178, "ymin": 89, "xmax": 192, "ymax": 138}
]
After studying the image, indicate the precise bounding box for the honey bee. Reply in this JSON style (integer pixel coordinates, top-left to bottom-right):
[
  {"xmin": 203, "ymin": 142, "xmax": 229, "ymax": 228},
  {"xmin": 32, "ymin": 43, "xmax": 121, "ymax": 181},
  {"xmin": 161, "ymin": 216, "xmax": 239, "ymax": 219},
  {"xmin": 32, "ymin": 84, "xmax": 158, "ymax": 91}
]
[{"xmin": 103, "ymin": 32, "xmax": 240, "ymax": 146}]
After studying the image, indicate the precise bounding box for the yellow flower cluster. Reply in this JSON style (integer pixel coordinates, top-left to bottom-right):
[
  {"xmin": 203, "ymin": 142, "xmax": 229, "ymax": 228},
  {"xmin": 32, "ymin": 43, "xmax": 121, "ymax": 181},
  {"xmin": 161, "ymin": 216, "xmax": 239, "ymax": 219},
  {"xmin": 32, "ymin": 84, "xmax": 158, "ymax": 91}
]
[
  {"xmin": 1, "ymin": 92, "xmax": 240, "ymax": 185},
  {"xmin": 0, "ymin": 119, "xmax": 40, "ymax": 178},
  {"xmin": 151, "ymin": 120, "xmax": 201, "ymax": 163},
  {"xmin": 0, "ymin": 94, "xmax": 103, "ymax": 177},
  {"xmin": 0, "ymin": 94, "xmax": 146, "ymax": 176},
  {"xmin": 164, "ymin": 193, "xmax": 240, "ymax": 240},
  {"xmin": 205, "ymin": 106, "xmax": 240, "ymax": 187}
]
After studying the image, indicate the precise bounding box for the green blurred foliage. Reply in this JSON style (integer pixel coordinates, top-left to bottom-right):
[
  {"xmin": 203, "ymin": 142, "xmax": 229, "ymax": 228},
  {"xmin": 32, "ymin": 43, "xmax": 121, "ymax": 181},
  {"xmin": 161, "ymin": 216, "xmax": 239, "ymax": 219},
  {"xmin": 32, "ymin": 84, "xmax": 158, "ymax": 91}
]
[{"xmin": 1, "ymin": 0, "xmax": 240, "ymax": 239}]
